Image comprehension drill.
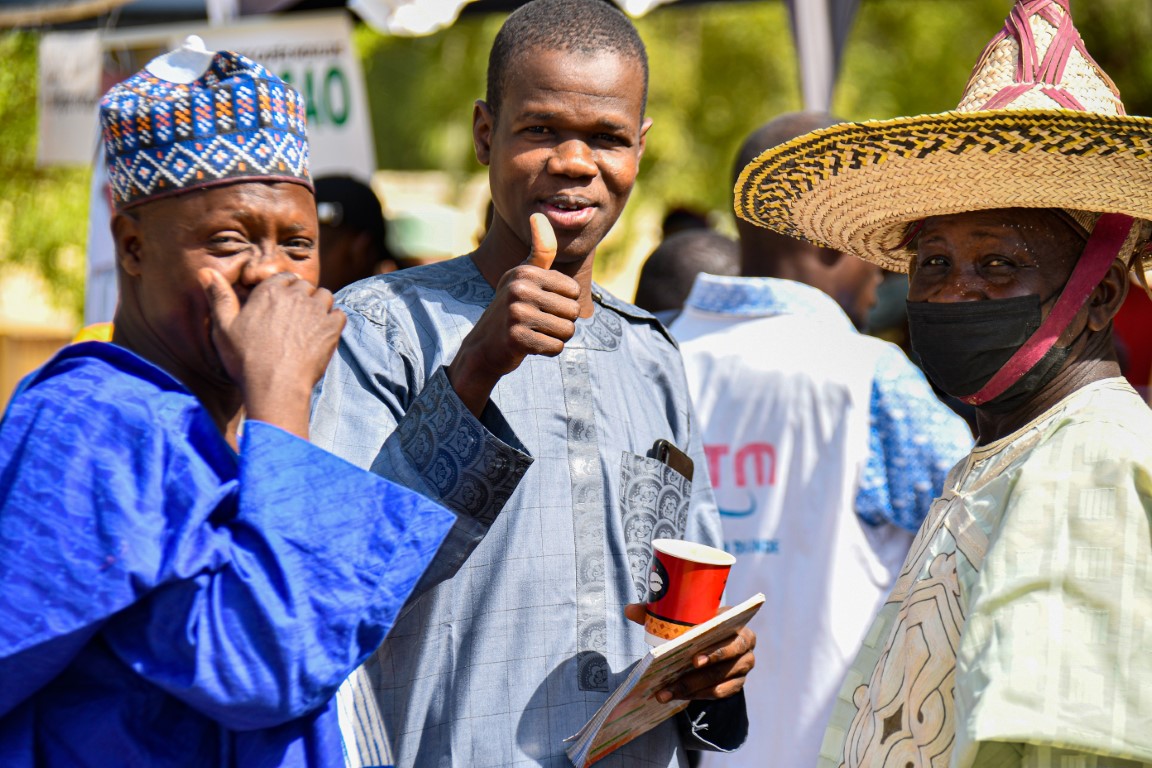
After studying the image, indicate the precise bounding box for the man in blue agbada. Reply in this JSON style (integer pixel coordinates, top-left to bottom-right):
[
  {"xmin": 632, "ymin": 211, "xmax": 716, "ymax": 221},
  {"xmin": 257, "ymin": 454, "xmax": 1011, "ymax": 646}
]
[{"xmin": 0, "ymin": 40, "xmax": 461, "ymax": 767}]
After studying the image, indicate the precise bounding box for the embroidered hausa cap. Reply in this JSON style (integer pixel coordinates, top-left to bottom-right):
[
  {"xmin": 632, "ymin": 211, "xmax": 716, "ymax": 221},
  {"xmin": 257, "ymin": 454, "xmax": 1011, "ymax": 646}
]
[
  {"xmin": 99, "ymin": 36, "xmax": 311, "ymax": 210},
  {"xmin": 734, "ymin": 0, "xmax": 1152, "ymax": 276}
]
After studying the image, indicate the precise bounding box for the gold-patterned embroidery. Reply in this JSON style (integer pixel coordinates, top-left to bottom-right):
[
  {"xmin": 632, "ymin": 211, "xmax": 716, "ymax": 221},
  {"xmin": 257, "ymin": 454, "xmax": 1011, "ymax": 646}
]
[{"xmin": 841, "ymin": 552, "xmax": 964, "ymax": 768}]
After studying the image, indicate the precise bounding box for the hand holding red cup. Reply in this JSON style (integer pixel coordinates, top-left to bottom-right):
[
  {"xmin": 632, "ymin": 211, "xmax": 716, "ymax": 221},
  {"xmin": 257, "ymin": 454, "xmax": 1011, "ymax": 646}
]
[{"xmin": 644, "ymin": 538, "xmax": 735, "ymax": 646}]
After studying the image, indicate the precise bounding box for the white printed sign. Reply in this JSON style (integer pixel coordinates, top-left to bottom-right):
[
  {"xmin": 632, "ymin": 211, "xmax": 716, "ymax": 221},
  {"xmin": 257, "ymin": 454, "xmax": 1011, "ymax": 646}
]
[
  {"xmin": 37, "ymin": 31, "xmax": 102, "ymax": 166},
  {"xmin": 39, "ymin": 10, "xmax": 375, "ymax": 177}
]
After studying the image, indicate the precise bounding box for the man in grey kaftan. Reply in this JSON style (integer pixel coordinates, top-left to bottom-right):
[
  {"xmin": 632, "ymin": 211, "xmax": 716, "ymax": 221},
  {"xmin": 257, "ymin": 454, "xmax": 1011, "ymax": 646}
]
[
  {"xmin": 311, "ymin": 256, "xmax": 743, "ymax": 768},
  {"xmin": 311, "ymin": 0, "xmax": 754, "ymax": 763}
]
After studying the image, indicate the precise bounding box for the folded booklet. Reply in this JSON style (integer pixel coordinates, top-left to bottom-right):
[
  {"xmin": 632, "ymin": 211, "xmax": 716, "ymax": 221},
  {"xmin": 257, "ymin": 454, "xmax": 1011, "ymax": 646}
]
[{"xmin": 564, "ymin": 593, "xmax": 765, "ymax": 767}]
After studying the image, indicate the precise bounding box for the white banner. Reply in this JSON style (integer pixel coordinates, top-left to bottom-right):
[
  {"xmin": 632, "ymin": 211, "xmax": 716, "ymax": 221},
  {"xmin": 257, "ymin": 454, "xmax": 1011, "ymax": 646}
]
[
  {"xmin": 37, "ymin": 31, "xmax": 102, "ymax": 166},
  {"xmin": 40, "ymin": 10, "xmax": 375, "ymax": 177}
]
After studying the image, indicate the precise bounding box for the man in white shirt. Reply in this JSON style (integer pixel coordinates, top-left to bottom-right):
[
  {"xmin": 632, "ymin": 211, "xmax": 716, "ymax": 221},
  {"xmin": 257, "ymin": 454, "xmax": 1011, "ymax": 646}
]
[{"xmin": 671, "ymin": 112, "xmax": 973, "ymax": 768}]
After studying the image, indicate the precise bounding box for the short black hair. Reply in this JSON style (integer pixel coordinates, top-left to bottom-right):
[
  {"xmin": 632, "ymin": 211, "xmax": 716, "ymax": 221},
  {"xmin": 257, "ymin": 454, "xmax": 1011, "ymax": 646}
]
[
  {"xmin": 634, "ymin": 229, "xmax": 740, "ymax": 314},
  {"xmin": 486, "ymin": 0, "xmax": 649, "ymax": 119},
  {"xmin": 314, "ymin": 175, "xmax": 389, "ymax": 257},
  {"xmin": 661, "ymin": 205, "xmax": 711, "ymax": 238}
]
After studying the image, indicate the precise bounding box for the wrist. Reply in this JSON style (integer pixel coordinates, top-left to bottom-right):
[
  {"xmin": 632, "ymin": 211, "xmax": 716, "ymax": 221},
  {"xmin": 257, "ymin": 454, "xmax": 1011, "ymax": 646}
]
[
  {"xmin": 447, "ymin": 349, "xmax": 501, "ymax": 418},
  {"xmin": 242, "ymin": 378, "xmax": 314, "ymax": 440}
]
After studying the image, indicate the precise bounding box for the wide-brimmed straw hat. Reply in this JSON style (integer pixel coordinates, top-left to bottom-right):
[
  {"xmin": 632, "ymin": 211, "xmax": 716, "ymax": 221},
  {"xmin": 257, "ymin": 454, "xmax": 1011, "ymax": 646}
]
[{"xmin": 734, "ymin": 0, "xmax": 1152, "ymax": 275}]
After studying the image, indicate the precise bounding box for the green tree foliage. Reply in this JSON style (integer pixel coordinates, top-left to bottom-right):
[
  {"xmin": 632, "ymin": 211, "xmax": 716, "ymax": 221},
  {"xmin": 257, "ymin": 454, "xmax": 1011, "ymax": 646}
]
[
  {"xmin": 0, "ymin": 31, "xmax": 90, "ymax": 320},
  {"xmin": 840, "ymin": 0, "xmax": 1152, "ymax": 119},
  {"xmin": 354, "ymin": 16, "xmax": 500, "ymax": 177},
  {"xmin": 1077, "ymin": 0, "xmax": 1152, "ymax": 117},
  {"xmin": 635, "ymin": 2, "xmax": 800, "ymax": 213},
  {"xmin": 839, "ymin": 0, "xmax": 1010, "ymax": 120}
]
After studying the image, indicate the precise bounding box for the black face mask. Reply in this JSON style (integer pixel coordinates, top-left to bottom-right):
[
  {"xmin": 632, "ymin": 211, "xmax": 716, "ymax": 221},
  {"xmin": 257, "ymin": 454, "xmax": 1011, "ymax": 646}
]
[{"xmin": 906, "ymin": 295, "xmax": 1071, "ymax": 415}]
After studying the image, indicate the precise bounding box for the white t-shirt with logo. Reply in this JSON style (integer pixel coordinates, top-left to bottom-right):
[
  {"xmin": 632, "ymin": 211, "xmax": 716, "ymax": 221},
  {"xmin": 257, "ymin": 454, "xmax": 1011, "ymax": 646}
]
[{"xmin": 671, "ymin": 275, "xmax": 970, "ymax": 768}]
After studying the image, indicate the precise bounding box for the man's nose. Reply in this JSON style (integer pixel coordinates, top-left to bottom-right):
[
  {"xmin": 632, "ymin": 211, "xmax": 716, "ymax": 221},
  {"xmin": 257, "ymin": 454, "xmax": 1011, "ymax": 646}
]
[
  {"xmin": 548, "ymin": 139, "xmax": 596, "ymax": 177},
  {"xmin": 922, "ymin": 270, "xmax": 987, "ymax": 302},
  {"xmin": 908, "ymin": 257, "xmax": 986, "ymax": 300},
  {"xmin": 239, "ymin": 246, "xmax": 290, "ymax": 287}
]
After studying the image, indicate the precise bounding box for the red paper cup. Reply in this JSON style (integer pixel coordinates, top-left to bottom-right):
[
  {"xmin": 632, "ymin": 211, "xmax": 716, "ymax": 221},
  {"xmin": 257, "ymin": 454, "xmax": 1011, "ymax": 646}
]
[{"xmin": 644, "ymin": 538, "xmax": 735, "ymax": 646}]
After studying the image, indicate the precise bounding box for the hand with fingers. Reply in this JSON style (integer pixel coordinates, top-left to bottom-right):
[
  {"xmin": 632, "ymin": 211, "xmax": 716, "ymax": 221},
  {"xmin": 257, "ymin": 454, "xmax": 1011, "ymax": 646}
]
[
  {"xmin": 198, "ymin": 268, "xmax": 346, "ymax": 440},
  {"xmin": 448, "ymin": 213, "xmax": 582, "ymax": 416},
  {"xmin": 623, "ymin": 603, "xmax": 757, "ymax": 703}
]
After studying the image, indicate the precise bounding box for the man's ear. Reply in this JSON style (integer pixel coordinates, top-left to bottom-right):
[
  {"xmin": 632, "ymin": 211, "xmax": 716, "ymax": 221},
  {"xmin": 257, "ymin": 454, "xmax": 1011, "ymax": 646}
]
[
  {"xmin": 351, "ymin": 230, "xmax": 378, "ymax": 273},
  {"xmin": 818, "ymin": 247, "xmax": 846, "ymax": 269},
  {"xmin": 1087, "ymin": 258, "xmax": 1130, "ymax": 332},
  {"xmin": 111, "ymin": 212, "xmax": 144, "ymax": 277},
  {"xmin": 637, "ymin": 116, "xmax": 653, "ymax": 159},
  {"xmin": 473, "ymin": 100, "xmax": 495, "ymax": 166}
]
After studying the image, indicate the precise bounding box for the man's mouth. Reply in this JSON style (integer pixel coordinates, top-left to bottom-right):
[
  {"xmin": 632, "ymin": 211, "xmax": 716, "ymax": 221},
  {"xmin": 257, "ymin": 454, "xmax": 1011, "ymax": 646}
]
[{"xmin": 540, "ymin": 195, "xmax": 597, "ymax": 229}]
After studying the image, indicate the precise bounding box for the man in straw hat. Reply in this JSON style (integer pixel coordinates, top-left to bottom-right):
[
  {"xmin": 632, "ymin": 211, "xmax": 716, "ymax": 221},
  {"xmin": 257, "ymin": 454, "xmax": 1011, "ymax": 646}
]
[
  {"xmin": 0, "ymin": 39, "xmax": 457, "ymax": 766},
  {"xmin": 736, "ymin": 1, "xmax": 1152, "ymax": 766}
]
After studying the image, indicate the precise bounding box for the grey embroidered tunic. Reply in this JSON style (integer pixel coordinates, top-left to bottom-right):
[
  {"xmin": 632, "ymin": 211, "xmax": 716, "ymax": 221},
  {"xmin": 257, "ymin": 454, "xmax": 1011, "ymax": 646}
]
[{"xmin": 310, "ymin": 257, "xmax": 742, "ymax": 768}]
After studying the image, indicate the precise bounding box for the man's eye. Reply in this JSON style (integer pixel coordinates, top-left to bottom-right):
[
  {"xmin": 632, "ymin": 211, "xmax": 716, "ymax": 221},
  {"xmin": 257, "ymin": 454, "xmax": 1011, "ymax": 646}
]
[
  {"xmin": 983, "ymin": 255, "xmax": 1016, "ymax": 269},
  {"xmin": 524, "ymin": 126, "xmax": 551, "ymax": 135},
  {"xmin": 210, "ymin": 235, "xmax": 247, "ymax": 249},
  {"xmin": 917, "ymin": 255, "xmax": 948, "ymax": 268}
]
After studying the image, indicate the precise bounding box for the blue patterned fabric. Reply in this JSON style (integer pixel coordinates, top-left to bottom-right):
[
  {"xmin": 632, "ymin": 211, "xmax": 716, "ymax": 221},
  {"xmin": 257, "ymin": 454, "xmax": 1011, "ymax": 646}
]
[
  {"xmin": 311, "ymin": 257, "xmax": 746, "ymax": 768},
  {"xmin": 684, "ymin": 273, "xmax": 834, "ymax": 318},
  {"xmin": 682, "ymin": 275, "xmax": 972, "ymax": 533},
  {"xmin": 100, "ymin": 50, "xmax": 310, "ymax": 210},
  {"xmin": 856, "ymin": 345, "xmax": 974, "ymax": 531},
  {"xmin": 0, "ymin": 342, "xmax": 454, "ymax": 767}
]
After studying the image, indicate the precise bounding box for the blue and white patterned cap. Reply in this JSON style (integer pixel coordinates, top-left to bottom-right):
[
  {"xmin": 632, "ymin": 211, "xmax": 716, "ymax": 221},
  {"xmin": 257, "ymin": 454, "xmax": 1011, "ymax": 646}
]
[{"xmin": 99, "ymin": 37, "xmax": 311, "ymax": 210}]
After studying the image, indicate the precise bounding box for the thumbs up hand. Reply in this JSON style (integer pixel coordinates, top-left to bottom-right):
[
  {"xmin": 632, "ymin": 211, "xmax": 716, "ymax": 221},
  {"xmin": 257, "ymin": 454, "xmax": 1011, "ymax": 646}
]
[
  {"xmin": 524, "ymin": 211, "xmax": 558, "ymax": 269},
  {"xmin": 448, "ymin": 214, "xmax": 581, "ymax": 416}
]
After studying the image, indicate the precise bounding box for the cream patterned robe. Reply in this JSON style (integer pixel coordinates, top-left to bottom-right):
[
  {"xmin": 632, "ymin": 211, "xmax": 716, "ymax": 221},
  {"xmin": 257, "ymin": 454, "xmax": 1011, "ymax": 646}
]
[{"xmin": 820, "ymin": 379, "xmax": 1152, "ymax": 768}]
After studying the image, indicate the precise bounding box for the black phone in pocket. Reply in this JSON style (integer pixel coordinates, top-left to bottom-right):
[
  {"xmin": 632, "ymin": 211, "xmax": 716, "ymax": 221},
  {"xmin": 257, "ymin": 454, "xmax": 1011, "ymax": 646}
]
[{"xmin": 653, "ymin": 438, "xmax": 694, "ymax": 482}]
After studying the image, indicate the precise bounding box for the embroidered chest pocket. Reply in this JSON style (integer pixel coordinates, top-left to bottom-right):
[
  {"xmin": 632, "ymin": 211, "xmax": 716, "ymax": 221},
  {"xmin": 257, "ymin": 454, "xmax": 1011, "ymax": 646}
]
[{"xmin": 619, "ymin": 451, "xmax": 693, "ymax": 601}]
